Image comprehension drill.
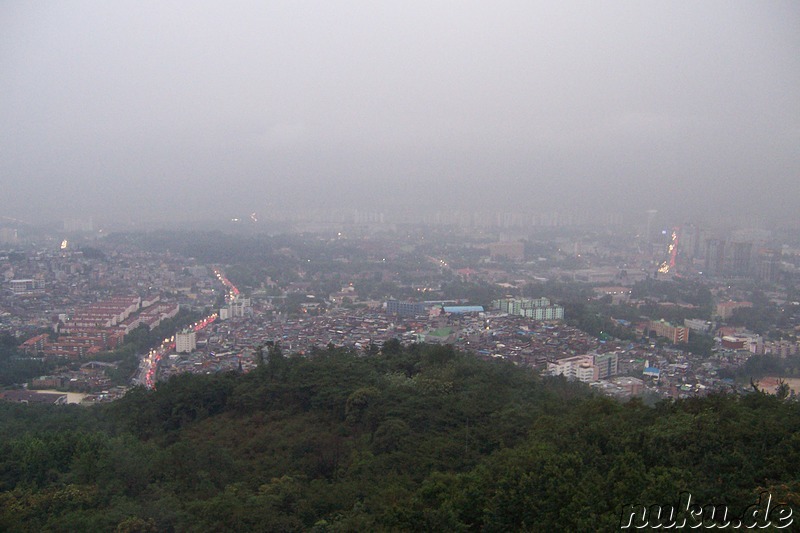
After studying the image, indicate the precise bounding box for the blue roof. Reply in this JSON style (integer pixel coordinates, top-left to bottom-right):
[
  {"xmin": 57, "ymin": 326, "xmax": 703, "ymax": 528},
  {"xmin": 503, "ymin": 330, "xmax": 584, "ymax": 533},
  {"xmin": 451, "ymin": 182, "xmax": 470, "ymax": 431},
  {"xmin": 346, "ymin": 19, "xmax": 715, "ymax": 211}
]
[{"xmin": 443, "ymin": 306, "xmax": 484, "ymax": 313}]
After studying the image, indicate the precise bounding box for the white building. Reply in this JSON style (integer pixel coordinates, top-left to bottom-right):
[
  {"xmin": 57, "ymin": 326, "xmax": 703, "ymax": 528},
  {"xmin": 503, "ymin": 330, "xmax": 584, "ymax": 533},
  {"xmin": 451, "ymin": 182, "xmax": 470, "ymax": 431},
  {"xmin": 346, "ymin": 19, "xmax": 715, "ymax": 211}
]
[
  {"xmin": 175, "ymin": 331, "xmax": 196, "ymax": 353},
  {"xmin": 548, "ymin": 354, "xmax": 597, "ymax": 383},
  {"xmin": 492, "ymin": 297, "xmax": 565, "ymax": 321},
  {"xmin": 9, "ymin": 278, "xmax": 45, "ymax": 295},
  {"xmin": 220, "ymin": 296, "xmax": 251, "ymax": 320}
]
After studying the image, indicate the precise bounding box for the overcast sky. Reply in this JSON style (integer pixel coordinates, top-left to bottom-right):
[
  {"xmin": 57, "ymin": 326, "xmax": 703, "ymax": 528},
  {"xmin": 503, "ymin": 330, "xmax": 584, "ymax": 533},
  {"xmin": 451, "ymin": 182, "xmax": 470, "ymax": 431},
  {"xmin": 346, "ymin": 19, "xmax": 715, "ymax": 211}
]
[{"xmin": 1, "ymin": 1, "xmax": 798, "ymax": 225}]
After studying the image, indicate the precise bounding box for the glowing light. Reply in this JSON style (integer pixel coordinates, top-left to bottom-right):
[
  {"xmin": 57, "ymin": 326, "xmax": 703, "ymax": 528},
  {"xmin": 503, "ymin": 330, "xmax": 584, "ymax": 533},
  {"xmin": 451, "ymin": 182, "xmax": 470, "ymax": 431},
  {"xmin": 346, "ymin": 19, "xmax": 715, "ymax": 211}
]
[{"xmin": 656, "ymin": 227, "xmax": 681, "ymax": 275}]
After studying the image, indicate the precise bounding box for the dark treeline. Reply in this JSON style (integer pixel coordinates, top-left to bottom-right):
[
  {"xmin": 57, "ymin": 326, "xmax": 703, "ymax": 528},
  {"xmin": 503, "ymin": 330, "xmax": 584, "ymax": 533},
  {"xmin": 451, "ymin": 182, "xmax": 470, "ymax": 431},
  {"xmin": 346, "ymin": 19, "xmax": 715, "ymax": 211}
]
[
  {"xmin": 0, "ymin": 333, "xmax": 54, "ymax": 386},
  {"xmin": 1, "ymin": 344, "xmax": 798, "ymax": 531},
  {"xmin": 720, "ymin": 354, "xmax": 800, "ymax": 382}
]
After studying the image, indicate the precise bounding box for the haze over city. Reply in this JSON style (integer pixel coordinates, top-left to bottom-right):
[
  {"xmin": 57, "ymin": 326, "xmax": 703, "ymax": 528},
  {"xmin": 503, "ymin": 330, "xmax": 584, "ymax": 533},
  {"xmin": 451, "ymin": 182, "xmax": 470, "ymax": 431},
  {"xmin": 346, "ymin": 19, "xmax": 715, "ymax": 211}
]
[{"xmin": 2, "ymin": 1, "xmax": 798, "ymax": 226}]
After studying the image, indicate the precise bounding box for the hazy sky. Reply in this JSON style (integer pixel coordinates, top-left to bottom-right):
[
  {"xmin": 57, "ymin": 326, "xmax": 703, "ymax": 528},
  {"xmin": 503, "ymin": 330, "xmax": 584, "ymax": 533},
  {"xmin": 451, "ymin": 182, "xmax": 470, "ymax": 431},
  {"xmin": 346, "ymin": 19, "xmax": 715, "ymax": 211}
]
[{"xmin": 1, "ymin": 1, "xmax": 798, "ymax": 225}]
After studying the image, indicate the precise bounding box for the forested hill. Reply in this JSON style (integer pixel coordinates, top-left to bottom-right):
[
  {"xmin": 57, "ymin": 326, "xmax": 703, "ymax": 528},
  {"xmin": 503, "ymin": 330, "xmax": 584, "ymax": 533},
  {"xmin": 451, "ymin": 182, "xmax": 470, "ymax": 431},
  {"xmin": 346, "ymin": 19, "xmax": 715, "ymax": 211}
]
[{"xmin": 1, "ymin": 344, "xmax": 799, "ymax": 531}]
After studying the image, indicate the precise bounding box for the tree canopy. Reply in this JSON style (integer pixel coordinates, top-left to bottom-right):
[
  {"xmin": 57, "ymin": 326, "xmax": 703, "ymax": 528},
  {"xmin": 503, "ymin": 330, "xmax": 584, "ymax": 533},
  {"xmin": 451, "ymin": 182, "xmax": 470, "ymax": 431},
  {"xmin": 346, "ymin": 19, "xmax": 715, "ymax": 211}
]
[{"xmin": 1, "ymin": 344, "xmax": 798, "ymax": 530}]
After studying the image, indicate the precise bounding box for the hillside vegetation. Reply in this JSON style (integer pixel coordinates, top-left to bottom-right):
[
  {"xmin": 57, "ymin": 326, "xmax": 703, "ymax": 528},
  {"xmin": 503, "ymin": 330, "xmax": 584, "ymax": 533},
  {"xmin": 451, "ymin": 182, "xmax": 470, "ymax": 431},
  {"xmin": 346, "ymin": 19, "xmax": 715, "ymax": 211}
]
[{"xmin": 1, "ymin": 343, "xmax": 798, "ymax": 531}]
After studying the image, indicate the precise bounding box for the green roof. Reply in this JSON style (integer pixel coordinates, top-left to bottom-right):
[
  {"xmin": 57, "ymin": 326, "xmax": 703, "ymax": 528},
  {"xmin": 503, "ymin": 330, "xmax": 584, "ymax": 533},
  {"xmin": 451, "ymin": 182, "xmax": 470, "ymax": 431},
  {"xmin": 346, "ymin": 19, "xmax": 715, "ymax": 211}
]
[{"xmin": 428, "ymin": 327, "xmax": 453, "ymax": 337}]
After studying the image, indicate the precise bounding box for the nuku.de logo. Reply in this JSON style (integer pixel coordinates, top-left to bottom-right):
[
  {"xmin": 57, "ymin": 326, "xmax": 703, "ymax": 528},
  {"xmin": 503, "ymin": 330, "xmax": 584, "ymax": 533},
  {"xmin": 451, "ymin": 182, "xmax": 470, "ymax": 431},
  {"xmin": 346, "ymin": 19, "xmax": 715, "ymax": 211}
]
[{"xmin": 620, "ymin": 491, "xmax": 793, "ymax": 529}]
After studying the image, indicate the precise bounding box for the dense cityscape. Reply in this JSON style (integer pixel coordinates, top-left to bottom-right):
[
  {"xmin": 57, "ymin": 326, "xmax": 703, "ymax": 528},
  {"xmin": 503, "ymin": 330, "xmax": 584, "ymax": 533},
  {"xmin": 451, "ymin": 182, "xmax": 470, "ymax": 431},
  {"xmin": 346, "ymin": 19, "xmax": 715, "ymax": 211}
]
[{"xmin": 3, "ymin": 212, "xmax": 800, "ymax": 405}]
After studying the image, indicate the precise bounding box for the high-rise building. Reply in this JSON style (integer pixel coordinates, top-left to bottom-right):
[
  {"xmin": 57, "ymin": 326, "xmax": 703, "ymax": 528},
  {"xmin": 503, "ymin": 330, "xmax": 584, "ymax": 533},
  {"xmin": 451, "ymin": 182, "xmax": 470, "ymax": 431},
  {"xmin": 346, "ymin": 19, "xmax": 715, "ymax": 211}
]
[
  {"xmin": 645, "ymin": 209, "xmax": 658, "ymax": 246},
  {"xmin": 386, "ymin": 300, "xmax": 427, "ymax": 316},
  {"xmin": 704, "ymin": 239, "xmax": 725, "ymax": 276},
  {"xmin": 757, "ymin": 249, "xmax": 782, "ymax": 283},
  {"xmin": 729, "ymin": 242, "xmax": 753, "ymax": 277},
  {"xmin": 677, "ymin": 224, "xmax": 701, "ymax": 263},
  {"xmin": 647, "ymin": 320, "xmax": 689, "ymax": 344},
  {"xmin": 175, "ymin": 330, "xmax": 196, "ymax": 353},
  {"xmin": 593, "ymin": 352, "xmax": 619, "ymax": 379},
  {"xmin": 0, "ymin": 228, "xmax": 18, "ymax": 244},
  {"xmin": 489, "ymin": 241, "xmax": 525, "ymax": 262}
]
